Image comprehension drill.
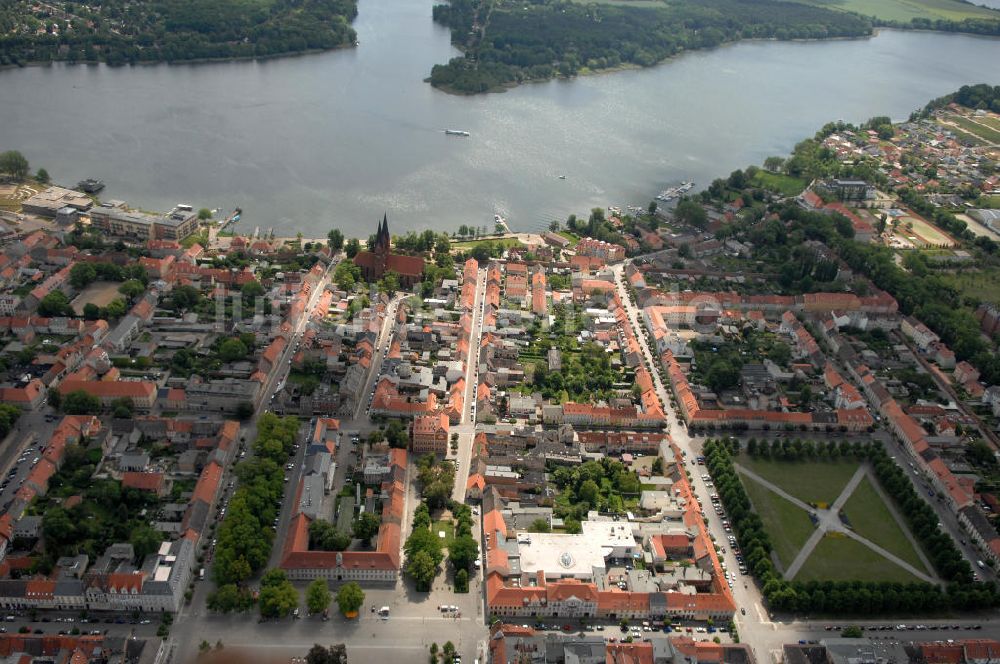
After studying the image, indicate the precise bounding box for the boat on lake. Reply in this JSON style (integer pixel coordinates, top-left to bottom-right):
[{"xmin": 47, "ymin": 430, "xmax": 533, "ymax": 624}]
[
  {"xmin": 444, "ymin": 129, "xmax": 470, "ymax": 137},
  {"xmin": 76, "ymin": 178, "xmax": 104, "ymax": 193}
]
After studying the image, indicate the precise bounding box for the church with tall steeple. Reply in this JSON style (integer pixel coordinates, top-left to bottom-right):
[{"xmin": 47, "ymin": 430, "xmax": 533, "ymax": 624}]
[{"xmin": 352, "ymin": 214, "xmax": 426, "ymax": 287}]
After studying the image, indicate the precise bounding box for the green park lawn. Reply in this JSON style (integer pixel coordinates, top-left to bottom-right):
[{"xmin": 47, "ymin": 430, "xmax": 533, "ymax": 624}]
[
  {"xmin": 741, "ymin": 474, "xmax": 815, "ymax": 569},
  {"xmin": 432, "ymin": 519, "xmax": 456, "ymax": 549},
  {"xmin": 800, "ymin": 0, "xmax": 999, "ymax": 22},
  {"xmin": 795, "ymin": 534, "xmax": 922, "ymax": 584},
  {"xmin": 842, "ymin": 476, "xmax": 929, "ymax": 574},
  {"xmin": 739, "ymin": 456, "xmax": 859, "ymax": 506},
  {"xmin": 751, "ymin": 171, "xmax": 808, "ymax": 197}
]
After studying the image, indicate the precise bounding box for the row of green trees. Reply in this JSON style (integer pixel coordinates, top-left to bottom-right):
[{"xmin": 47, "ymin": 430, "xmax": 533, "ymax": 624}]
[
  {"xmin": 703, "ymin": 438, "xmax": 999, "ymax": 614},
  {"xmin": 447, "ymin": 504, "xmax": 477, "ymax": 593},
  {"xmin": 405, "ymin": 502, "xmax": 444, "ymax": 591},
  {"xmin": 207, "ymin": 413, "xmax": 299, "ymax": 611}
]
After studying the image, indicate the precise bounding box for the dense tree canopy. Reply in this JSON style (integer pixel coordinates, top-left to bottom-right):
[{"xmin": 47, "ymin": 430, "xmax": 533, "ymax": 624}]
[
  {"xmin": 430, "ymin": 0, "xmax": 873, "ymax": 93},
  {"xmin": 0, "ymin": 0, "xmax": 358, "ymax": 66}
]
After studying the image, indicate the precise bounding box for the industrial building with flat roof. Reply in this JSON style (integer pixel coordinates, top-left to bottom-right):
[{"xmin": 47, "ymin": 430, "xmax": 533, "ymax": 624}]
[{"xmin": 21, "ymin": 186, "xmax": 93, "ymax": 217}]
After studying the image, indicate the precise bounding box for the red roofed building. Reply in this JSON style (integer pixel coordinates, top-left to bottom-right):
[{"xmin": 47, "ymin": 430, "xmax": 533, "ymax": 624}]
[
  {"xmin": 353, "ymin": 215, "xmax": 425, "ymax": 287},
  {"xmin": 411, "ymin": 412, "xmax": 449, "ymax": 455},
  {"xmin": 371, "ymin": 378, "xmax": 438, "ymax": 419},
  {"xmin": 281, "ymin": 450, "xmax": 406, "ymax": 582},
  {"xmin": 531, "ymin": 269, "xmax": 547, "ymax": 315},
  {"xmin": 122, "ymin": 471, "xmax": 167, "ymax": 496},
  {"xmin": 0, "ymin": 378, "xmax": 45, "ymax": 409}
]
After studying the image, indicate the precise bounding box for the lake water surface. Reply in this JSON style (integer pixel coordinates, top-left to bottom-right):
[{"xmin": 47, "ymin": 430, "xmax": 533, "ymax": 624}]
[{"xmin": 1, "ymin": 0, "xmax": 999, "ymax": 236}]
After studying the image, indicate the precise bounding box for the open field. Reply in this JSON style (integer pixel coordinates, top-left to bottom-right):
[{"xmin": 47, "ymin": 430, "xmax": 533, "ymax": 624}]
[
  {"xmin": 795, "ymin": 533, "xmax": 922, "ymax": 584},
  {"xmin": 740, "ymin": 456, "xmax": 858, "ymax": 505},
  {"xmin": 842, "ymin": 475, "xmax": 928, "ymax": 574},
  {"xmin": 906, "ymin": 214, "xmax": 956, "ymax": 247},
  {"xmin": 940, "ymin": 268, "xmax": 1000, "ymax": 304},
  {"xmin": 70, "ymin": 281, "xmax": 122, "ymax": 314},
  {"xmin": 800, "ymin": 0, "xmax": 999, "ymax": 22},
  {"xmin": 450, "ymin": 237, "xmax": 524, "ymax": 251},
  {"xmin": 751, "ymin": 171, "xmax": 808, "ymax": 197},
  {"xmin": 741, "ymin": 474, "xmax": 815, "ymax": 569}
]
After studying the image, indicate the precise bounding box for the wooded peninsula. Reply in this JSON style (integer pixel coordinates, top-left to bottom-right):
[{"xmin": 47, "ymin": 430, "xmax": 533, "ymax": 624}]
[{"xmin": 429, "ymin": 0, "xmax": 1000, "ymax": 94}]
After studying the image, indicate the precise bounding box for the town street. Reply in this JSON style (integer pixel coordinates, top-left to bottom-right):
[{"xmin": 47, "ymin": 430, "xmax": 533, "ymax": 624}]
[{"xmin": 451, "ymin": 266, "xmax": 487, "ymax": 503}]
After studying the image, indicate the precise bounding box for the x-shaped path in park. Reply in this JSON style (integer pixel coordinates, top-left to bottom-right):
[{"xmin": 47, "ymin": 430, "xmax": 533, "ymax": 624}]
[{"xmin": 734, "ymin": 463, "xmax": 939, "ymax": 584}]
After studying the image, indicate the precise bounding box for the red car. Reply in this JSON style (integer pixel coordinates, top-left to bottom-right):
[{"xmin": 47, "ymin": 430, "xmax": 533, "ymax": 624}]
[{"xmin": 562, "ymin": 624, "xmax": 574, "ymax": 632}]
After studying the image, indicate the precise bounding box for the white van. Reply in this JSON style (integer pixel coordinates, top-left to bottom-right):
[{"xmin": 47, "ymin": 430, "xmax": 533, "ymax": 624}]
[{"xmin": 378, "ymin": 606, "xmax": 390, "ymax": 618}]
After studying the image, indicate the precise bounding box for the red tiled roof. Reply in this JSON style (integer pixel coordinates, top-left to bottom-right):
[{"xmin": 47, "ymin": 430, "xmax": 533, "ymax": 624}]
[{"xmin": 122, "ymin": 471, "xmax": 164, "ymax": 492}]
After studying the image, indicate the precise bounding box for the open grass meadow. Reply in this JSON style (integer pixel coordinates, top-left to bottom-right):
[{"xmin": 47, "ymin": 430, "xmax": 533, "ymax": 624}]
[
  {"xmin": 741, "ymin": 474, "xmax": 815, "ymax": 569},
  {"xmin": 800, "ymin": 0, "xmax": 1000, "ymax": 22},
  {"xmin": 795, "ymin": 533, "xmax": 923, "ymax": 584},
  {"xmin": 842, "ymin": 475, "xmax": 929, "ymax": 574},
  {"xmin": 450, "ymin": 237, "xmax": 524, "ymax": 251},
  {"xmin": 940, "ymin": 268, "xmax": 1000, "ymax": 304},
  {"xmin": 751, "ymin": 171, "xmax": 808, "ymax": 197},
  {"xmin": 739, "ymin": 455, "xmax": 859, "ymax": 506}
]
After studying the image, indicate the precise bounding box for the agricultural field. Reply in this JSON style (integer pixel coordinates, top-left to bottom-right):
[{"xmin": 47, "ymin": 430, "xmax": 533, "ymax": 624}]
[
  {"xmin": 946, "ymin": 114, "xmax": 1000, "ymax": 145},
  {"xmin": 800, "ymin": 0, "xmax": 1000, "ymax": 22}
]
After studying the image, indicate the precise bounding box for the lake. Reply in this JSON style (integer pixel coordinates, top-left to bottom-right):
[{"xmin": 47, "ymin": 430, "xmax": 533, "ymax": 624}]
[{"xmin": 1, "ymin": 0, "xmax": 999, "ymax": 236}]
